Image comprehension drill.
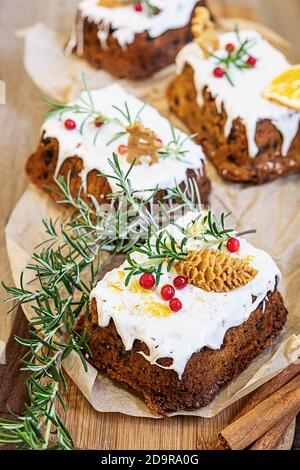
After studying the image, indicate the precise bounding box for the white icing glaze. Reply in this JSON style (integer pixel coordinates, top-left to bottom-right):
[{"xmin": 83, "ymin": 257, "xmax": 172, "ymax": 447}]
[
  {"xmin": 42, "ymin": 84, "xmax": 204, "ymax": 199},
  {"xmin": 77, "ymin": 0, "xmax": 198, "ymax": 48},
  {"xmin": 91, "ymin": 210, "xmax": 281, "ymax": 378},
  {"xmin": 176, "ymin": 30, "xmax": 300, "ymax": 157}
]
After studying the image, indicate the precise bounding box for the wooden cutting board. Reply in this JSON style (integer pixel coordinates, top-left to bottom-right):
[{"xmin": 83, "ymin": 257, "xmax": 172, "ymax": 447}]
[{"xmin": 0, "ymin": 1, "xmax": 298, "ymax": 451}]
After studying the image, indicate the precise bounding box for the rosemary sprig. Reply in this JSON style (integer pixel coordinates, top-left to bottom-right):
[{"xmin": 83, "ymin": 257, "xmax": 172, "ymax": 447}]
[
  {"xmin": 158, "ymin": 123, "xmax": 198, "ymax": 163},
  {"xmin": 124, "ymin": 228, "xmax": 189, "ymax": 286},
  {"xmin": 202, "ymin": 209, "xmax": 235, "ymax": 248},
  {"xmin": 210, "ymin": 28, "xmax": 257, "ymax": 86},
  {"xmin": 106, "ymin": 101, "xmax": 147, "ymax": 146}
]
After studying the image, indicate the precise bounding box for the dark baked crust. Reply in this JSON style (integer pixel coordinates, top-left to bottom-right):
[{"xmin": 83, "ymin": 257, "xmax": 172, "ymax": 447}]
[
  {"xmin": 26, "ymin": 134, "xmax": 211, "ymax": 205},
  {"xmin": 167, "ymin": 64, "xmax": 300, "ymax": 184},
  {"xmin": 76, "ymin": 290, "xmax": 287, "ymax": 414},
  {"xmin": 74, "ymin": 1, "xmax": 208, "ymax": 79}
]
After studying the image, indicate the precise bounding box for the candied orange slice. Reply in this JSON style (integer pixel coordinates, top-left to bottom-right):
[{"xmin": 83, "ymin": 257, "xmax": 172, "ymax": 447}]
[{"xmin": 263, "ymin": 65, "xmax": 300, "ymax": 110}]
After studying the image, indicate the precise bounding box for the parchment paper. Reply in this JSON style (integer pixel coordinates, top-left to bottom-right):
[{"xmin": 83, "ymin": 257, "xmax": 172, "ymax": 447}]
[{"xmin": 6, "ymin": 17, "xmax": 300, "ymax": 419}]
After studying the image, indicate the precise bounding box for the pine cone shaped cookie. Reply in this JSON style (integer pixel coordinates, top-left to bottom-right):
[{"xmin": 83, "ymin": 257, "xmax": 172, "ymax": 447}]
[{"xmin": 175, "ymin": 249, "xmax": 258, "ymax": 293}]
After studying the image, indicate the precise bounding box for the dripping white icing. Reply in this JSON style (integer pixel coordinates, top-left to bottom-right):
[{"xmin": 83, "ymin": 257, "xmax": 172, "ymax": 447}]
[
  {"xmin": 77, "ymin": 0, "xmax": 198, "ymax": 47},
  {"xmin": 91, "ymin": 211, "xmax": 281, "ymax": 378},
  {"xmin": 41, "ymin": 84, "xmax": 204, "ymax": 200},
  {"xmin": 176, "ymin": 30, "xmax": 300, "ymax": 157}
]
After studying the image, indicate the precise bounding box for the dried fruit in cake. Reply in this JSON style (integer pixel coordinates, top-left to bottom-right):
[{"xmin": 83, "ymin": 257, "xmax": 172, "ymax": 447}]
[
  {"xmin": 263, "ymin": 65, "xmax": 300, "ymax": 110},
  {"xmin": 175, "ymin": 249, "xmax": 258, "ymax": 293}
]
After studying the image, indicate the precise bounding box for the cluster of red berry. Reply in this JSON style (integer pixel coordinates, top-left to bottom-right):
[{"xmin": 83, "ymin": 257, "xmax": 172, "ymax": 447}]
[
  {"xmin": 139, "ymin": 273, "xmax": 187, "ymax": 313},
  {"xmin": 213, "ymin": 42, "xmax": 257, "ymax": 80}
]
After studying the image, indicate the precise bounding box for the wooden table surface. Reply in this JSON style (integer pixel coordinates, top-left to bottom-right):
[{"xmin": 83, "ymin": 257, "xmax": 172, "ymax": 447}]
[{"xmin": 0, "ymin": 0, "xmax": 299, "ymax": 450}]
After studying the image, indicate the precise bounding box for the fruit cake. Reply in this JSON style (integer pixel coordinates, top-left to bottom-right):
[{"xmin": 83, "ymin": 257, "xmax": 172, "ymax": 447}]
[
  {"xmin": 26, "ymin": 84, "xmax": 210, "ymax": 205},
  {"xmin": 167, "ymin": 25, "xmax": 300, "ymax": 184},
  {"xmin": 76, "ymin": 210, "xmax": 287, "ymax": 414},
  {"xmin": 67, "ymin": 0, "xmax": 210, "ymax": 79}
]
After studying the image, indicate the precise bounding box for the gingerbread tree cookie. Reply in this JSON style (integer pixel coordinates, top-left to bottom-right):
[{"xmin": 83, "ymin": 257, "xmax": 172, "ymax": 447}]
[{"xmin": 126, "ymin": 122, "xmax": 163, "ymax": 165}]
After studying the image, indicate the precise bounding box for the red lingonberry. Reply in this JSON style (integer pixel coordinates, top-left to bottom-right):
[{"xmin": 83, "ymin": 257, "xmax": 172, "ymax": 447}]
[
  {"xmin": 173, "ymin": 276, "xmax": 187, "ymax": 290},
  {"xmin": 247, "ymin": 56, "xmax": 257, "ymax": 67},
  {"xmin": 118, "ymin": 144, "xmax": 128, "ymax": 155},
  {"xmin": 95, "ymin": 118, "xmax": 104, "ymax": 127},
  {"xmin": 213, "ymin": 67, "xmax": 225, "ymax": 78},
  {"xmin": 169, "ymin": 298, "xmax": 183, "ymax": 313},
  {"xmin": 225, "ymin": 43, "xmax": 235, "ymax": 52},
  {"xmin": 134, "ymin": 3, "xmax": 142, "ymax": 12},
  {"xmin": 161, "ymin": 285, "xmax": 175, "ymax": 301},
  {"xmin": 64, "ymin": 119, "xmax": 76, "ymax": 130},
  {"xmin": 226, "ymin": 238, "xmax": 240, "ymax": 253},
  {"xmin": 139, "ymin": 273, "xmax": 155, "ymax": 290}
]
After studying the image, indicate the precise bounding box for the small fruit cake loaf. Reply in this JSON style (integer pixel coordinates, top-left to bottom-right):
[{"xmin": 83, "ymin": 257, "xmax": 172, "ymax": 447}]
[
  {"xmin": 26, "ymin": 84, "xmax": 210, "ymax": 205},
  {"xmin": 68, "ymin": 0, "xmax": 209, "ymax": 79},
  {"xmin": 168, "ymin": 23, "xmax": 300, "ymax": 184},
  {"xmin": 76, "ymin": 210, "xmax": 287, "ymax": 414}
]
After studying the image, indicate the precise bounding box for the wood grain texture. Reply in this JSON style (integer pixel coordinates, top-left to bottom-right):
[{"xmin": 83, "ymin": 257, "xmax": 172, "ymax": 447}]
[{"xmin": 0, "ymin": 0, "xmax": 299, "ymax": 450}]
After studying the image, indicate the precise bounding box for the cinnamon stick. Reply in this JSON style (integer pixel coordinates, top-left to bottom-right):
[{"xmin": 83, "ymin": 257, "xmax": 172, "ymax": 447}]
[
  {"xmin": 250, "ymin": 411, "xmax": 295, "ymax": 450},
  {"xmin": 219, "ymin": 373, "xmax": 300, "ymax": 450},
  {"xmin": 211, "ymin": 363, "xmax": 300, "ymax": 450},
  {"xmin": 234, "ymin": 362, "xmax": 300, "ymax": 420}
]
